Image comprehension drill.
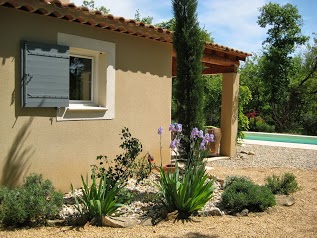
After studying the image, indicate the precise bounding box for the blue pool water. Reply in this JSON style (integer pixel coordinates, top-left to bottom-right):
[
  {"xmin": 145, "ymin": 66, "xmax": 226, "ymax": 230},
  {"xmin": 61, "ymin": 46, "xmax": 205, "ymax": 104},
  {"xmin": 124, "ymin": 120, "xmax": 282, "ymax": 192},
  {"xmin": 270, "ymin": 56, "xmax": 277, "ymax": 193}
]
[{"xmin": 244, "ymin": 132, "xmax": 317, "ymax": 145}]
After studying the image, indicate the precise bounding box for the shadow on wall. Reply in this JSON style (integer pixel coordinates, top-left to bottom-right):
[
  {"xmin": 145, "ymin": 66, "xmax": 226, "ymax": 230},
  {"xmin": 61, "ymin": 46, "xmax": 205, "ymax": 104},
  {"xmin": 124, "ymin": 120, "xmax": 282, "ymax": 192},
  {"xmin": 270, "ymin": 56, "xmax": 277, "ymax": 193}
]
[{"xmin": 1, "ymin": 117, "xmax": 34, "ymax": 188}]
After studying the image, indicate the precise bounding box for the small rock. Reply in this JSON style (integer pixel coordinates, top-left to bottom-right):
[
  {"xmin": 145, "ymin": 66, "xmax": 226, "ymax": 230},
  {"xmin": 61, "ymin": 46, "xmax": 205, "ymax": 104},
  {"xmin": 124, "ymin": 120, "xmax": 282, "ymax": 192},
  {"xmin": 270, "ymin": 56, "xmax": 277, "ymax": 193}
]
[
  {"xmin": 216, "ymin": 178, "xmax": 225, "ymax": 188},
  {"xmin": 141, "ymin": 218, "xmax": 153, "ymax": 226},
  {"xmin": 102, "ymin": 216, "xmax": 138, "ymax": 228},
  {"xmin": 165, "ymin": 210, "xmax": 178, "ymax": 221},
  {"xmin": 46, "ymin": 219, "xmax": 66, "ymax": 227},
  {"xmin": 203, "ymin": 207, "xmax": 223, "ymax": 216},
  {"xmin": 275, "ymin": 195, "xmax": 295, "ymax": 206},
  {"xmin": 248, "ymin": 151, "xmax": 256, "ymax": 155},
  {"xmin": 240, "ymin": 209, "xmax": 249, "ymax": 216},
  {"xmin": 241, "ymin": 150, "xmax": 248, "ymax": 154},
  {"xmin": 69, "ymin": 216, "xmax": 88, "ymax": 226},
  {"xmin": 266, "ymin": 207, "xmax": 277, "ymax": 214},
  {"xmin": 205, "ymin": 166, "xmax": 214, "ymax": 171}
]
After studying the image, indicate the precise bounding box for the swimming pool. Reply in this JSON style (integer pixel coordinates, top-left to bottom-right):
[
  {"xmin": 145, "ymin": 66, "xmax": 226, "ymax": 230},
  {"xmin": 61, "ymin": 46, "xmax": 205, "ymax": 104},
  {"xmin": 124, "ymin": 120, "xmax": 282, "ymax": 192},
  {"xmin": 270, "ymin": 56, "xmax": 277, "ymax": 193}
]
[{"xmin": 244, "ymin": 131, "xmax": 317, "ymax": 145}]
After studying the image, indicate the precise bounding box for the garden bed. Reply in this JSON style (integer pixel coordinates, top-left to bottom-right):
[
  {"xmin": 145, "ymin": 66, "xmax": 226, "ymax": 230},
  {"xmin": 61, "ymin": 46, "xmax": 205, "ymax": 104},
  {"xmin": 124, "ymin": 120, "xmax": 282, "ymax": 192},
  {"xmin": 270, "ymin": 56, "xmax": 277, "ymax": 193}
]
[{"xmin": 1, "ymin": 145, "xmax": 316, "ymax": 237}]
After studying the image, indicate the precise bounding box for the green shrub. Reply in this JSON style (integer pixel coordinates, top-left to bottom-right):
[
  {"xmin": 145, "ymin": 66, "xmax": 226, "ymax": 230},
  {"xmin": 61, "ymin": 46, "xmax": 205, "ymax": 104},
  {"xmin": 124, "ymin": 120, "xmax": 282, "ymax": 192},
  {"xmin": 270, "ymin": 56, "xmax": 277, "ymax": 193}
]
[
  {"xmin": 265, "ymin": 173, "xmax": 299, "ymax": 195},
  {"xmin": 0, "ymin": 174, "xmax": 63, "ymax": 227},
  {"xmin": 72, "ymin": 173, "xmax": 125, "ymax": 223},
  {"xmin": 221, "ymin": 179, "xmax": 276, "ymax": 213},
  {"xmin": 0, "ymin": 186, "xmax": 9, "ymax": 204},
  {"xmin": 249, "ymin": 116, "xmax": 275, "ymax": 132},
  {"xmin": 302, "ymin": 114, "xmax": 317, "ymax": 136},
  {"xmin": 255, "ymin": 116, "xmax": 275, "ymax": 132},
  {"xmin": 223, "ymin": 175, "xmax": 253, "ymax": 189},
  {"xmin": 131, "ymin": 152, "xmax": 154, "ymax": 184},
  {"xmin": 93, "ymin": 127, "xmax": 144, "ymax": 188},
  {"xmin": 159, "ymin": 164, "xmax": 214, "ymax": 218}
]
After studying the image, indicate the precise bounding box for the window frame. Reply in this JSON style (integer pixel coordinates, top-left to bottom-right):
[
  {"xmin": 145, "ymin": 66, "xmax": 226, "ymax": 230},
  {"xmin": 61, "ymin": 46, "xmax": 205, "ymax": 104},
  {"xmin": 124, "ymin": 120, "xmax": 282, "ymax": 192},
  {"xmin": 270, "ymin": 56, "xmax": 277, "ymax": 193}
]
[{"xmin": 57, "ymin": 33, "xmax": 116, "ymax": 121}]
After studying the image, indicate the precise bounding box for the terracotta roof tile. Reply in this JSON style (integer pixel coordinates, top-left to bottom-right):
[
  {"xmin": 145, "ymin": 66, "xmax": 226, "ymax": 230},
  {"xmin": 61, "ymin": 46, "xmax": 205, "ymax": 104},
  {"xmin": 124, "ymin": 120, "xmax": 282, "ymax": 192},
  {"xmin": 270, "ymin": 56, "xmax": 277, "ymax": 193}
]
[{"xmin": 0, "ymin": 0, "xmax": 251, "ymax": 59}]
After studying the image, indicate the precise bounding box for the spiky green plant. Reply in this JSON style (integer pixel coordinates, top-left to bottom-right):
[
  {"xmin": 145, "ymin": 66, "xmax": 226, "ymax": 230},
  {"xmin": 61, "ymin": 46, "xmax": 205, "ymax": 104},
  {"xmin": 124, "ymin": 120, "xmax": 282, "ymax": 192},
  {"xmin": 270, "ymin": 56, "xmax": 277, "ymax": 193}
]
[
  {"xmin": 72, "ymin": 174, "xmax": 124, "ymax": 222},
  {"xmin": 159, "ymin": 164, "xmax": 214, "ymax": 217}
]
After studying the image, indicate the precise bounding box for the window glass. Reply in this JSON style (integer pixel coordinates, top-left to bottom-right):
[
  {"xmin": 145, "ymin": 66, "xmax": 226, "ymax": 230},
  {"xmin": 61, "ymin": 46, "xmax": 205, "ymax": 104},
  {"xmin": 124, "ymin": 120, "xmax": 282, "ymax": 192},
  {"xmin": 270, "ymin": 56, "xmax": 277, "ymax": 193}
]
[{"xmin": 69, "ymin": 56, "xmax": 92, "ymax": 101}]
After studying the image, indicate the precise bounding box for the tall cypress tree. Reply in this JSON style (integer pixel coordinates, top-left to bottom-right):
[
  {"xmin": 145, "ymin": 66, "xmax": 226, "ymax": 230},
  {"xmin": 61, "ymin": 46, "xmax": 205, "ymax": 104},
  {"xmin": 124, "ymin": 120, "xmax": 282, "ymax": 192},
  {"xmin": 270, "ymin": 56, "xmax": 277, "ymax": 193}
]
[{"xmin": 172, "ymin": 0, "xmax": 205, "ymax": 161}]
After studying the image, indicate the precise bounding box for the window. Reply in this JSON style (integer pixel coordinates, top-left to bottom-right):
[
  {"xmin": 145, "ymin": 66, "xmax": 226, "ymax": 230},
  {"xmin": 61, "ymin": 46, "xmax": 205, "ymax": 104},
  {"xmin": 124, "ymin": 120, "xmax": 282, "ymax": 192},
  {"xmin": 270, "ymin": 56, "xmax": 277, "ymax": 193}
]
[
  {"xmin": 21, "ymin": 34, "xmax": 116, "ymax": 120},
  {"xmin": 57, "ymin": 33, "xmax": 116, "ymax": 121},
  {"xmin": 69, "ymin": 55, "xmax": 93, "ymax": 102}
]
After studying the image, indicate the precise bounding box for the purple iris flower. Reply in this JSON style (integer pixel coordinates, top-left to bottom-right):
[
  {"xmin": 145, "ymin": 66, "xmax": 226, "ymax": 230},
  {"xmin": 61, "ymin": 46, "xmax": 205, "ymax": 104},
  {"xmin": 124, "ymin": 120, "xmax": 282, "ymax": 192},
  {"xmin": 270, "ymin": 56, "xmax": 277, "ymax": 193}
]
[
  {"xmin": 198, "ymin": 130, "xmax": 204, "ymax": 138},
  {"xmin": 204, "ymin": 133, "xmax": 214, "ymax": 142},
  {"xmin": 169, "ymin": 124, "xmax": 176, "ymax": 132},
  {"xmin": 175, "ymin": 124, "xmax": 182, "ymax": 132},
  {"xmin": 200, "ymin": 140, "xmax": 206, "ymax": 150},
  {"xmin": 158, "ymin": 127, "xmax": 163, "ymax": 135},
  {"xmin": 191, "ymin": 128, "xmax": 199, "ymax": 138},
  {"xmin": 170, "ymin": 139, "xmax": 177, "ymax": 150}
]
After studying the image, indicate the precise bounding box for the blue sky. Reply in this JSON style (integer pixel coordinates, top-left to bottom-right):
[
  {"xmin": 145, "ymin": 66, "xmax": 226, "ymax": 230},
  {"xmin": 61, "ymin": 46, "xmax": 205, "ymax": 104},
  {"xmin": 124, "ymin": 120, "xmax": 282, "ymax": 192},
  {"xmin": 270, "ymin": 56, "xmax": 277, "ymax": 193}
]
[{"xmin": 72, "ymin": 0, "xmax": 316, "ymax": 54}]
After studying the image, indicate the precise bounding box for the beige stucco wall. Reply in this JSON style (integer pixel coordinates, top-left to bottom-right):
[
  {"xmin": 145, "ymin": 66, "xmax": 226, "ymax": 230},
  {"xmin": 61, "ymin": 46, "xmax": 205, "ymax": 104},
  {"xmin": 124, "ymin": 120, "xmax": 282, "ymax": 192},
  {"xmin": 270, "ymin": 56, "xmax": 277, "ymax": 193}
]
[{"xmin": 0, "ymin": 8, "xmax": 172, "ymax": 191}]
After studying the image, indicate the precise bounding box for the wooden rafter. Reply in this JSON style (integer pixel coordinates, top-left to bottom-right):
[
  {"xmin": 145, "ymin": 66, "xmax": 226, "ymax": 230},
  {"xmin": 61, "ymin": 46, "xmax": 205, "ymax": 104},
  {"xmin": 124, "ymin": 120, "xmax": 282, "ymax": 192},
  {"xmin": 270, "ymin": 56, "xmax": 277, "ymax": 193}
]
[{"xmin": 172, "ymin": 49, "xmax": 241, "ymax": 76}]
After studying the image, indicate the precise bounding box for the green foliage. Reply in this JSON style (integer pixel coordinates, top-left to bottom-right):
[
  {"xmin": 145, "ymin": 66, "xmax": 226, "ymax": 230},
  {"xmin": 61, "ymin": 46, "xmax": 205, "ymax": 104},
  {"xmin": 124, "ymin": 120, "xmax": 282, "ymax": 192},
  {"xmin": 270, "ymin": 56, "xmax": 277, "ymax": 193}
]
[
  {"xmin": 156, "ymin": 18, "xmax": 176, "ymax": 30},
  {"xmin": 0, "ymin": 186, "xmax": 9, "ymax": 204},
  {"xmin": 255, "ymin": 117, "xmax": 275, "ymax": 132},
  {"xmin": 223, "ymin": 175, "xmax": 253, "ymax": 189},
  {"xmin": 302, "ymin": 113, "xmax": 317, "ymax": 135},
  {"xmin": 93, "ymin": 127, "xmax": 143, "ymax": 188},
  {"xmin": 158, "ymin": 165, "xmax": 214, "ymax": 217},
  {"xmin": 221, "ymin": 178, "xmax": 276, "ymax": 213},
  {"xmin": 257, "ymin": 3, "xmax": 309, "ymax": 132},
  {"xmin": 240, "ymin": 37, "xmax": 317, "ymax": 135},
  {"xmin": 238, "ymin": 86, "xmax": 252, "ymax": 139},
  {"xmin": 134, "ymin": 9, "xmax": 153, "ymax": 24},
  {"xmin": 172, "ymin": 0, "xmax": 205, "ymax": 158},
  {"xmin": 203, "ymin": 75, "xmax": 222, "ymax": 127},
  {"xmin": 0, "ymin": 174, "xmax": 63, "ymax": 227},
  {"xmin": 131, "ymin": 153, "xmax": 154, "ymax": 184},
  {"xmin": 248, "ymin": 116, "xmax": 275, "ymax": 132},
  {"xmin": 72, "ymin": 173, "xmax": 124, "ymax": 222},
  {"xmin": 82, "ymin": 0, "xmax": 109, "ymax": 14},
  {"xmin": 265, "ymin": 173, "xmax": 299, "ymax": 195}
]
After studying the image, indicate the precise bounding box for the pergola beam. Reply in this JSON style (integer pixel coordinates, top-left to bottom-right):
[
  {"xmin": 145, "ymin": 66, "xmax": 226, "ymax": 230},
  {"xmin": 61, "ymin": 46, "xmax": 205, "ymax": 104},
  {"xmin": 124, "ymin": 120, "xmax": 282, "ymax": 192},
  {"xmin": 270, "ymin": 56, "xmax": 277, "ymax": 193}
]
[{"xmin": 172, "ymin": 49, "xmax": 240, "ymax": 76}]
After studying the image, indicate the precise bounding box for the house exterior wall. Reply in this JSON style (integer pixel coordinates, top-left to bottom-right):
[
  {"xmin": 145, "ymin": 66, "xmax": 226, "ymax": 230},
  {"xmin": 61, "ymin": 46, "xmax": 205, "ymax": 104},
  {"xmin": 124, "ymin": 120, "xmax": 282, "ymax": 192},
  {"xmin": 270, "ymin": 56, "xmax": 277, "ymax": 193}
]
[{"xmin": 0, "ymin": 8, "xmax": 172, "ymax": 191}]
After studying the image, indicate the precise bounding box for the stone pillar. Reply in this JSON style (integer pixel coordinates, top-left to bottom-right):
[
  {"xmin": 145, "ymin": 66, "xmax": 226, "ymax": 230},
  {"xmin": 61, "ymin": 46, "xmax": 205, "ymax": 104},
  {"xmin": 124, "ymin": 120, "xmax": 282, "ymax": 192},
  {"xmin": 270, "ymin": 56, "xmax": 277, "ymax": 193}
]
[{"xmin": 220, "ymin": 73, "xmax": 239, "ymax": 157}]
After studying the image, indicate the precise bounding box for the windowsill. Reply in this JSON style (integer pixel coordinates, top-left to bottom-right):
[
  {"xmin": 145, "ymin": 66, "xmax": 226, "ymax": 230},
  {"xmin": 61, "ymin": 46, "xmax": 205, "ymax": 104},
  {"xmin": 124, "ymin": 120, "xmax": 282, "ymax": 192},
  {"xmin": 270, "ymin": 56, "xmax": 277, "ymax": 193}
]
[
  {"xmin": 56, "ymin": 105, "xmax": 113, "ymax": 121},
  {"xmin": 67, "ymin": 105, "xmax": 108, "ymax": 111}
]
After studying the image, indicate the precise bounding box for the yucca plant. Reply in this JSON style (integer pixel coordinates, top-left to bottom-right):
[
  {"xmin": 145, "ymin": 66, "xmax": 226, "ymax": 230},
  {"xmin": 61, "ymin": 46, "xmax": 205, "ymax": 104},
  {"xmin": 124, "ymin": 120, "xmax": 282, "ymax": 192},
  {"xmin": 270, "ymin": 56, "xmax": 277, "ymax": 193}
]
[
  {"xmin": 159, "ymin": 164, "xmax": 214, "ymax": 218},
  {"xmin": 72, "ymin": 173, "xmax": 124, "ymax": 222}
]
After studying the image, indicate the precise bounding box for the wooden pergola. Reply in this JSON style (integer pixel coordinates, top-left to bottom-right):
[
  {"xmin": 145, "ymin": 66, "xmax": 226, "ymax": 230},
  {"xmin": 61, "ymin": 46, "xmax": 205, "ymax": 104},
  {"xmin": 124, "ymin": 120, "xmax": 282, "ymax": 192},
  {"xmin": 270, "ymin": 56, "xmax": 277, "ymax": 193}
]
[{"xmin": 172, "ymin": 42, "xmax": 250, "ymax": 76}]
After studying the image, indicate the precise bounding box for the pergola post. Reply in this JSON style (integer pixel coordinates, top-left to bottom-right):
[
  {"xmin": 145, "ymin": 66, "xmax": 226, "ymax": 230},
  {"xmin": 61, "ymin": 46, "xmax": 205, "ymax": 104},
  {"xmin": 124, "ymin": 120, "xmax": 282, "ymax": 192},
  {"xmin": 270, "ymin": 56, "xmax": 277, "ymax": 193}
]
[{"xmin": 220, "ymin": 72, "xmax": 239, "ymax": 157}]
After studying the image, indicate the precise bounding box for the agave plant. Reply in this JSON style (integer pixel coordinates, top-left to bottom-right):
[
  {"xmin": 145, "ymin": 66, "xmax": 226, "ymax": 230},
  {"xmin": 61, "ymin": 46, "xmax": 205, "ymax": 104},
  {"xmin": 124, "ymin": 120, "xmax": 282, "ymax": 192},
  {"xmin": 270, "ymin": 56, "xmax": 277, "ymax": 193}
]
[
  {"xmin": 72, "ymin": 173, "xmax": 124, "ymax": 221},
  {"xmin": 159, "ymin": 164, "xmax": 214, "ymax": 217}
]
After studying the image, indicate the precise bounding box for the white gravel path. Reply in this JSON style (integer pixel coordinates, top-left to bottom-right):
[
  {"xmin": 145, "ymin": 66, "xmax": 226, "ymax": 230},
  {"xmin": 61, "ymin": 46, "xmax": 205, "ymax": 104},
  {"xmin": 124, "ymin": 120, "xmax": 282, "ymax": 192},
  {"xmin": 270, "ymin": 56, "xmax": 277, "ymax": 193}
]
[{"xmin": 209, "ymin": 144, "xmax": 317, "ymax": 169}]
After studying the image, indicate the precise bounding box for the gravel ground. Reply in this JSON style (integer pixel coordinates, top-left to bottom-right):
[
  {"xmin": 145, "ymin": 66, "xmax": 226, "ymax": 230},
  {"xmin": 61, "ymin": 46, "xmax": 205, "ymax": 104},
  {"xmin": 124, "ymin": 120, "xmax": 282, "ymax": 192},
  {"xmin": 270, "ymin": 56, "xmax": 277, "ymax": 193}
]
[
  {"xmin": 209, "ymin": 143, "xmax": 317, "ymax": 169},
  {"xmin": 1, "ymin": 144, "xmax": 317, "ymax": 238}
]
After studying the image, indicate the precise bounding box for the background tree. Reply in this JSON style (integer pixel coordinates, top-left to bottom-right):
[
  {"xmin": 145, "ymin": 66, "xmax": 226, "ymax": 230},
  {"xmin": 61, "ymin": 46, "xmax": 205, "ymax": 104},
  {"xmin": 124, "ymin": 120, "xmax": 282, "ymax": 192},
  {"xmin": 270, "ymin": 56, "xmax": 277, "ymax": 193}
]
[
  {"xmin": 172, "ymin": 0, "xmax": 205, "ymax": 162},
  {"xmin": 134, "ymin": 9, "xmax": 153, "ymax": 24},
  {"xmin": 82, "ymin": 0, "xmax": 109, "ymax": 14},
  {"xmin": 289, "ymin": 36, "xmax": 317, "ymax": 135},
  {"xmin": 257, "ymin": 3, "xmax": 309, "ymax": 132}
]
